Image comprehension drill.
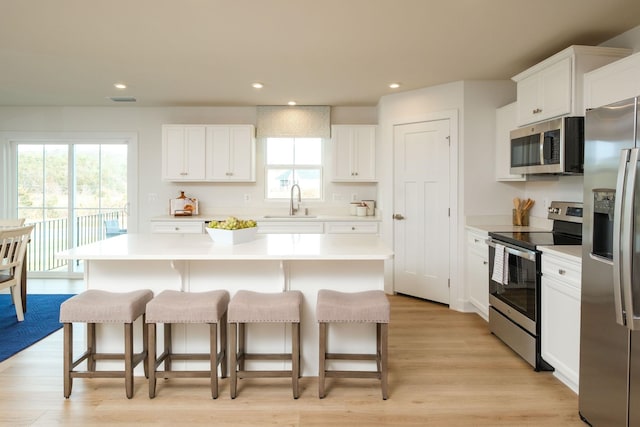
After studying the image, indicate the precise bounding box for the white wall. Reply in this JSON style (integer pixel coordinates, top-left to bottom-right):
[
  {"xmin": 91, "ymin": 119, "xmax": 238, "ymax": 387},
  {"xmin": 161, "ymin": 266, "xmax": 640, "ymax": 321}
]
[{"xmin": 0, "ymin": 105, "xmax": 377, "ymax": 231}]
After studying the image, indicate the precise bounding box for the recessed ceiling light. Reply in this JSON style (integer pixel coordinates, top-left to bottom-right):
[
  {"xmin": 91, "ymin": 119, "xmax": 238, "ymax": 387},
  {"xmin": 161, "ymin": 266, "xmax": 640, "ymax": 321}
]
[
  {"xmin": 288, "ymin": 101, "xmax": 297, "ymax": 106},
  {"xmin": 252, "ymin": 82, "xmax": 264, "ymax": 89},
  {"xmin": 114, "ymin": 83, "xmax": 127, "ymax": 89},
  {"xmin": 389, "ymin": 83, "xmax": 401, "ymax": 89}
]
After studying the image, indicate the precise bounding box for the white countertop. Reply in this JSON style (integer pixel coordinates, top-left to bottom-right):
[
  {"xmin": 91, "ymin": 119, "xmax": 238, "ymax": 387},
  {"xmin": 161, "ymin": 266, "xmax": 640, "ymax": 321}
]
[
  {"xmin": 151, "ymin": 214, "xmax": 381, "ymax": 222},
  {"xmin": 465, "ymin": 224, "xmax": 551, "ymax": 234},
  {"xmin": 57, "ymin": 233, "xmax": 394, "ymax": 261}
]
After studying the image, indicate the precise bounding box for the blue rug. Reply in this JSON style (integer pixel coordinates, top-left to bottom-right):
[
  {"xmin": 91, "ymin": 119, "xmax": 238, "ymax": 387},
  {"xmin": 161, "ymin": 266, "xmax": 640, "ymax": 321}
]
[{"xmin": 0, "ymin": 294, "xmax": 74, "ymax": 362}]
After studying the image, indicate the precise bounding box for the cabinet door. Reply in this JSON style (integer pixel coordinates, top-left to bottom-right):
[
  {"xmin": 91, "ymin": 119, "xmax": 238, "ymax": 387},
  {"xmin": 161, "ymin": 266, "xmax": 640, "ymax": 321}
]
[
  {"xmin": 206, "ymin": 125, "xmax": 255, "ymax": 182},
  {"xmin": 539, "ymin": 57, "xmax": 572, "ymax": 121},
  {"xmin": 228, "ymin": 126, "xmax": 255, "ymax": 181},
  {"xmin": 516, "ymin": 57, "xmax": 572, "ymax": 126},
  {"xmin": 495, "ymin": 102, "xmax": 525, "ymax": 181},
  {"xmin": 331, "ymin": 125, "xmax": 376, "ymax": 182},
  {"xmin": 162, "ymin": 125, "xmax": 206, "ymax": 181},
  {"xmin": 353, "ymin": 126, "xmax": 376, "ymax": 181},
  {"xmin": 465, "ymin": 231, "xmax": 489, "ymax": 319},
  {"xmin": 541, "ymin": 275, "xmax": 580, "ymax": 393}
]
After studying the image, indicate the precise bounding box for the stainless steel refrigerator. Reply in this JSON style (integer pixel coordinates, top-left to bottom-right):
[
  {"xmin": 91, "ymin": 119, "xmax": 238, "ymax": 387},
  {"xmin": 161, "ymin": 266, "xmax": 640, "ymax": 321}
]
[{"xmin": 581, "ymin": 96, "xmax": 640, "ymax": 426}]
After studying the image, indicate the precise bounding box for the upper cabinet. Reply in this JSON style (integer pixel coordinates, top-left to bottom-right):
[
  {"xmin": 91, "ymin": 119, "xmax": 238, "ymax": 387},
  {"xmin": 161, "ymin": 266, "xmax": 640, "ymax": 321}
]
[
  {"xmin": 162, "ymin": 124, "xmax": 255, "ymax": 182},
  {"xmin": 584, "ymin": 51, "xmax": 640, "ymax": 109},
  {"xmin": 495, "ymin": 102, "xmax": 525, "ymax": 182},
  {"xmin": 512, "ymin": 45, "xmax": 631, "ymax": 127},
  {"xmin": 162, "ymin": 125, "xmax": 207, "ymax": 181},
  {"xmin": 205, "ymin": 125, "xmax": 256, "ymax": 182},
  {"xmin": 331, "ymin": 125, "xmax": 377, "ymax": 182}
]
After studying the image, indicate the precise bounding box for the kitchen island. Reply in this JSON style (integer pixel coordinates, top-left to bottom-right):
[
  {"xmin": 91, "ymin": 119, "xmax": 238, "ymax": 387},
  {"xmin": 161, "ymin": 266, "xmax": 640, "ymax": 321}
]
[{"xmin": 57, "ymin": 233, "xmax": 393, "ymax": 376}]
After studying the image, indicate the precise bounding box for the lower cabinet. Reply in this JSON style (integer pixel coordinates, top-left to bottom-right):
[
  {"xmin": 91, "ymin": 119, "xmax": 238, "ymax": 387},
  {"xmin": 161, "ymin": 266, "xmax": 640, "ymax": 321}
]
[
  {"xmin": 541, "ymin": 250, "xmax": 581, "ymax": 394},
  {"xmin": 465, "ymin": 229, "xmax": 489, "ymax": 320}
]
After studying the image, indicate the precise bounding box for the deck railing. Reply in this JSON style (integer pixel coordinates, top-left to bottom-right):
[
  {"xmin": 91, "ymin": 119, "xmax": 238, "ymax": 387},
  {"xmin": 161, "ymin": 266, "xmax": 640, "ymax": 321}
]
[{"xmin": 26, "ymin": 211, "xmax": 125, "ymax": 272}]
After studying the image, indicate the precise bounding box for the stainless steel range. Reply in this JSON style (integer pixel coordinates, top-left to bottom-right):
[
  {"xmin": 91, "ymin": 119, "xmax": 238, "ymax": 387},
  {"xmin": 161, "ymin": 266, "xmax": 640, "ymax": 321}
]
[{"xmin": 487, "ymin": 201, "xmax": 583, "ymax": 371}]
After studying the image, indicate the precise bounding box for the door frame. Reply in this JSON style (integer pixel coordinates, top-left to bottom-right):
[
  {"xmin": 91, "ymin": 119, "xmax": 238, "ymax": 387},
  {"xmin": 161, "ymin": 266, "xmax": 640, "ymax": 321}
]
[
  {"xmin": 0, "ymin": 131, "xmax": 138, "ymax": 278},
  {"xmin": 385, "ymin": 109, "xmax": 460, "ymax": 310}
]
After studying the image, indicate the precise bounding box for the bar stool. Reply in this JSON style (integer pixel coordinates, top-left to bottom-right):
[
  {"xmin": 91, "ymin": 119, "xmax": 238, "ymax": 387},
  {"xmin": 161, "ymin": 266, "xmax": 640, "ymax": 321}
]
[
  {"xmin": 228, "ymin": 290, "xmax": 302, "ymax": 399},
  {"xmin": 60, "ymin": 289, "xmax": 153, "ymax": 399},
  {"xmin": 316, "ymin": 289, "xmax": 390, "ymax": 399},
  {"xmin": 145, "ymin": 290, "xmax": 230, "ymax": 399}
]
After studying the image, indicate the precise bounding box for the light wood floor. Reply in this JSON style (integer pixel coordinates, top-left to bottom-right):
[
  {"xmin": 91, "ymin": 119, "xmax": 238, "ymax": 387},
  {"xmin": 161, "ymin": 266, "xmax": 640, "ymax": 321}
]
[{"xmin": 0, "ymin": 287, "xmax": 583, "ymax": 426}]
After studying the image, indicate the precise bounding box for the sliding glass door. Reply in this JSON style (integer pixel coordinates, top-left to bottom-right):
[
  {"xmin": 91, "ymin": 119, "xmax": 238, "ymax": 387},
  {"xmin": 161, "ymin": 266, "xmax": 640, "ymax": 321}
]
[{"xmin": 16, "ymin": 141, "xmax": 129, "ymax": 276}]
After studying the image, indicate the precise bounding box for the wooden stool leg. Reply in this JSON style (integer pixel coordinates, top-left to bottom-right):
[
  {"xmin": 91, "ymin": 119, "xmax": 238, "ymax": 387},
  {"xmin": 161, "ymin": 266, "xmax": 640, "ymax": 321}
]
[
  {"xmin": 230, "ymin": 322, "xmax": 238, "ymax": 399},
  {"xmin": 142, "ymin": 314, "xmax": 149, "ymax": 378},
  {"xmin": 210, "ymin": 322, "xmax": 218, "ymax": 399},
  {"xmin": 238, "ymin": 322, "xmax": 245, "ymax": 371},
  {"xmin": 381, "ymin": 323, "xmax": 389, "ymax": 400},
  {"xmin": 148, "ymin": 323, "xmax": 157, "ymax": 399},
  {"xmin": 63, "ymin": 323, "xmax": 72, "ymax": 398},
  {"xmin": 163, "ymin": 323, "xmax": 172, "ymax": 372},
  {"xmin": 292, "ymin": 322, "xmax": 300, "ymax": 399},
  {"xmin": 87, "ymin": 323, "xmax": 96, "ymax": 372},
  {"xmin": 124, "ymin": 323, "xmax": 134, "ymax": 399},
  {"xmin": 318, "ymin": 322, "xmax": 327, "ymax": 399},
  {"xmin": 219, "ymin": 311, "xmax": 228, "ymax": 379}
]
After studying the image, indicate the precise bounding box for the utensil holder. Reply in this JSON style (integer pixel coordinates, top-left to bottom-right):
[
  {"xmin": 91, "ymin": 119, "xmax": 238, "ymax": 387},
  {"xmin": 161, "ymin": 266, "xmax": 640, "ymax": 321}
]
[{"xmin": 512, "ymin": 209, "xmax": 529, "ymax": 226}]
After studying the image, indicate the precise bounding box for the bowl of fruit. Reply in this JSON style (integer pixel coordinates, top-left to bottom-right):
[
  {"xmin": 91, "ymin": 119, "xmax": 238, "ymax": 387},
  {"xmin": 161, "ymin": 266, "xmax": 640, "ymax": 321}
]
[{"xmin": 206, "ymin": 216, "xmax": 258, "ymax": 245}]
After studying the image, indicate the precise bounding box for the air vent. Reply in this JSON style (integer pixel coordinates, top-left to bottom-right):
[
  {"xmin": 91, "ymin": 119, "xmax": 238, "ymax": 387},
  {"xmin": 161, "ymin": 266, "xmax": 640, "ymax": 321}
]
[{"xmin": 107, "ymin": 96, "xmax": 137, "ymax": 102}]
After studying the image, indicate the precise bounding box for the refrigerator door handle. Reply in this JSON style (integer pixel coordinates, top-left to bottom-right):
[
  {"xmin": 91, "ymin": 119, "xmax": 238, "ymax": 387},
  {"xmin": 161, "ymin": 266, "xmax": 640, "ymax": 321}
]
[
  {"xmin": 613, "ymin": 148, "xmax": 631, "ymax": 326},
  {"xmin": 622, "ymin": 147, "xmax": 640, "ymax": 330}
]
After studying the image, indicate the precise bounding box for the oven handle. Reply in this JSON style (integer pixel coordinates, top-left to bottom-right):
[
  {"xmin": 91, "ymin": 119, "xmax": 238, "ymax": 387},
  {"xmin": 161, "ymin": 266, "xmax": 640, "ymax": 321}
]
[{"xmin": 487, "ymin": 239, "xmax": 537, "ymax": 262}]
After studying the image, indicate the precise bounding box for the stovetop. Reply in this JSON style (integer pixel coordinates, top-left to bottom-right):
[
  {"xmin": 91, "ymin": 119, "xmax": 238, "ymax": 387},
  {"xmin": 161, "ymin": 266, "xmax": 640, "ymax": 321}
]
[{"xmin": 489, "ymin": 231, "xmax": 582, "ymax": 251}]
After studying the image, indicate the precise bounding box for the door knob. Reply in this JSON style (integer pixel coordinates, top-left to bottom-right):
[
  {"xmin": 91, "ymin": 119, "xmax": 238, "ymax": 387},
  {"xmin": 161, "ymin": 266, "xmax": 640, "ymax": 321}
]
[{"xmin": 393, "ymin": 214, "xmax": 405, "ymax": 220}]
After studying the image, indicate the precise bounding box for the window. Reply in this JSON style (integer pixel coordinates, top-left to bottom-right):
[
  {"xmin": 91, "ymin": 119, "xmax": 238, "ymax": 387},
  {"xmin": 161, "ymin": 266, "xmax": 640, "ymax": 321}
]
[{"xmin": 265, "ymin": 137, "xmax": 322, "ymax": 199}]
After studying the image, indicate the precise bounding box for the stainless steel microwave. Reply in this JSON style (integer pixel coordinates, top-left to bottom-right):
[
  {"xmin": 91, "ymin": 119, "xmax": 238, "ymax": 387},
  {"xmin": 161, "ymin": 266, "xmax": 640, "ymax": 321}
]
[{"xmin": 510, "ymin": 116, "xmax": 584, "ymax": 175}]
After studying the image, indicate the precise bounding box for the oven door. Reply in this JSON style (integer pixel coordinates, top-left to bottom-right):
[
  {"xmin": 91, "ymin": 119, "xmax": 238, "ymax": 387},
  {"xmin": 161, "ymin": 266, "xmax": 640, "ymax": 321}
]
[{"xmin": 488, "ymin": 238, "xmax": 539, "ymax": 335}]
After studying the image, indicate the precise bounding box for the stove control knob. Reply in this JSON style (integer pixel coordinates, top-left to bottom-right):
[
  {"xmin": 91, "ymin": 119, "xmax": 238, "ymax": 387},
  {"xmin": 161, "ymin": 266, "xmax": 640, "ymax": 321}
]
[{"xmin": 548, "ymin": 207, "xmax": 561, "ymax": 214}]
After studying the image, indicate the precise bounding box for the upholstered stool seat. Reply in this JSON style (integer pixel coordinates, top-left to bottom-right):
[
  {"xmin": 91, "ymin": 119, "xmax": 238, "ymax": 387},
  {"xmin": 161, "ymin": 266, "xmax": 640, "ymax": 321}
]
[
  {"xmin": 60, "ymin": 289, "xmax": 154, "ymax": 399},
  {"xmin": 145, "ymin": 290, "xmax": 230, "ymax": 399},
  {"xmin": 228, "ymin": 290, "xmax": 302, "ymax": 399},
  {"xmin": 316, "ymin": 289, "xmax": 390, "ymax": 399}
]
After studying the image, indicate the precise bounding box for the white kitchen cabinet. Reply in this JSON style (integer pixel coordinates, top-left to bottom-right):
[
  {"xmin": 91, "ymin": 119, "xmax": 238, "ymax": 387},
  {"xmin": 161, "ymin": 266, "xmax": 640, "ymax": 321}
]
[
  {"xmin": 150, "ymin": 220, "xmax": 204, "ymax": 234},
  {"xmin": 256, "ymin": 221, "xmax": 324, "ymax": 234},
  {"xmin": 495, "ymin": 102, "xmax": 525, "ymax": 182},
  {"xmin": 162, "ymin": 125, "xmax": 207, "ymax": 181},
  {"xmin": 512, "ymin": 45, "xmax": 631, "ymax": 126},
  {"xmin": 205, "ymin": 125, "xmax": 256, "ymax": 182},
  {"xmin": 465, "ymin": 229, "xmax": 489, "ymax": 320},
  {"xmin": 331, "ymin": 125, "xmax": 376, "ymax": 182},
  {"xmin": 541, "ymin": 249, "xmax": 581, "ymax": 394},
  {"xmin": 325, "ymin": 221, "xmax": 378, "ymax": 234},
  {"xmin": 584, "ymin": 51, "xmax": 640, "ymax": 109}
]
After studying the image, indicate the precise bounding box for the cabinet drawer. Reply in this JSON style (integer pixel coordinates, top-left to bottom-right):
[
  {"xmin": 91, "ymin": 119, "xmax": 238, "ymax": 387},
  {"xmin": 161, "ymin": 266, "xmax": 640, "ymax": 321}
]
[
  {"xmin": 325, "ymin": 222, "xmax": 378, "ymax": 234},
  {"xmin": 542, "ymin": 255, "xmax": 581, "ymax": 288},
  {"xmin": 256, "ymin": 222, "xmax": 324, "ymax": 234},
  {"xmin": 151, "ymin": 221, "xmax": 204, "ymax": 234}
]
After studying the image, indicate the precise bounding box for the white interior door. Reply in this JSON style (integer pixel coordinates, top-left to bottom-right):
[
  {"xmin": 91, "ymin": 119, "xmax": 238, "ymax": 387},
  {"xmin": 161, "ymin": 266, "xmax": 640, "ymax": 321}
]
[{"xmin": 393, "ymin": 120, "xmax": 450, "ymax": 304}]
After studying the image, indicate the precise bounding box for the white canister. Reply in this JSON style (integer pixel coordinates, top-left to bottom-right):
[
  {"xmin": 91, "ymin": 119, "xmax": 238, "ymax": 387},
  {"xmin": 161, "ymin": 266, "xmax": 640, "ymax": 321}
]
[
  {"xmin": 356, "ymin": 206, "xmax": 367, "ymax": 217},
  {"xmin": 349, "ymin": 203, "xmax": 360, "ymax": 216}
]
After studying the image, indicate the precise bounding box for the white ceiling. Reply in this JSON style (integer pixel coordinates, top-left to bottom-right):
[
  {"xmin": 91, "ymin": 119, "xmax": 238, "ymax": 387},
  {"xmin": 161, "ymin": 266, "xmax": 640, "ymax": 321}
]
[{"xmin": 1, "ymin": 0, "xmax": 640, "ymax": 107}]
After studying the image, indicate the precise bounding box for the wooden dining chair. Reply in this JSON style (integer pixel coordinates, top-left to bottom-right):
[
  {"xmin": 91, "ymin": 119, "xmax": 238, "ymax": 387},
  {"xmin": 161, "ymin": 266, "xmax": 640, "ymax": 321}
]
[{"xmin": 0, "ymin": 225, "xmax": 35, "ymax": 322}]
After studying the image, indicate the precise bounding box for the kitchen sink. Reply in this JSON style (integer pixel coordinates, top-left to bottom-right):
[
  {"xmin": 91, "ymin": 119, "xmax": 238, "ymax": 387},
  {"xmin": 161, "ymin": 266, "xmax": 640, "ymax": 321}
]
[{"xmin": 262, "ymin": 215, "xmax": 317, "ymax": 219}]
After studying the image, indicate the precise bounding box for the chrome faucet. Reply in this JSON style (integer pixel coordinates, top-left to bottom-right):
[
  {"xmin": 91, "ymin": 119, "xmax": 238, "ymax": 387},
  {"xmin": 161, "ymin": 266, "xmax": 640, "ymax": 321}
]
[{"xmin": 289, "ymin": 183, "xmax": 301, "ymax": 216}]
